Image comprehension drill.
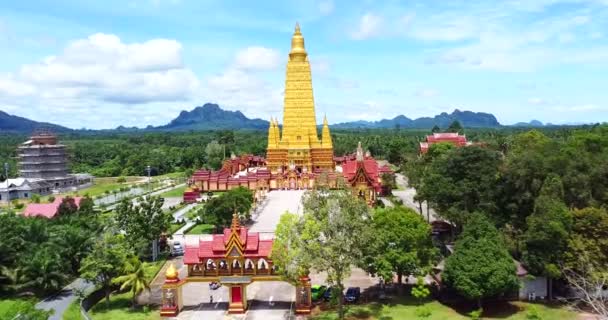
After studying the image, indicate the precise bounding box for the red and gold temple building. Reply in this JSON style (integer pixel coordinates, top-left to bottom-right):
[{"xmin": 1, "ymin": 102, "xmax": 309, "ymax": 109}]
[
  {"xmin": 160, "ymin": 215, "xmax": 312, "ymax": 316},
  {"xmin": 182, "ymin": 23, "xmax": 393, "ymax": 206},
  {"xmin": 419, "ymin": 132, "xmax": 472, "ymax": 154}
]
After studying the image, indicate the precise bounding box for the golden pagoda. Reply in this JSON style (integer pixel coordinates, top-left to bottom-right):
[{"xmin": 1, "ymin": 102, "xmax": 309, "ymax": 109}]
[{"xmin": 266, "ymin": 23, "xmax": 334, "ymax": 173}]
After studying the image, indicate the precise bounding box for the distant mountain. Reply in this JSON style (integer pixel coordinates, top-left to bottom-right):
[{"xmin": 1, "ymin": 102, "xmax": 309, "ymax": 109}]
[
  {"xmin": 156, "ymin": 103, "xmax": 270, "ymax": 131},
  {"xmin": 332, "ymin": 109, "xmax": 500, "ymax": 129},
  {"xmin": 0, "ymin": 110, "xmax": 71, "ymax": 134},
  {"xmin": 511, "ymin": 120, "xmax": 544, "ymax": 127}
]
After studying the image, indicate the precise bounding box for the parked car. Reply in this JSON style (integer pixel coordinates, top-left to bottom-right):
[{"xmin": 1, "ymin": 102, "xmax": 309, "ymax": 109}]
[
  {"xmin": 311, "ymin": 285, "xmax": 327, "ymax": 301},
  {"xmin": 344, "ymin": 287, "xmax": 361, "ymax": 303},
  {"xmin": 171, "ymin": 241, "xmax": 184, "ymax": 256}
]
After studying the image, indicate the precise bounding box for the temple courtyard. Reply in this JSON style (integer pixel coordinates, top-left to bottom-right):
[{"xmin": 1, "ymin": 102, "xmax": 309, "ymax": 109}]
[{"xmin": 167, "ymin": 189, "xmax": 379, "ymax": 319}]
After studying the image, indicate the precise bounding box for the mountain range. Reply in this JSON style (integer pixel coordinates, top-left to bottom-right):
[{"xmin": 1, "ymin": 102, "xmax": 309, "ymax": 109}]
[{"xmin": 1, "ymin": 103, "xmax": 549, "ymax": 134}]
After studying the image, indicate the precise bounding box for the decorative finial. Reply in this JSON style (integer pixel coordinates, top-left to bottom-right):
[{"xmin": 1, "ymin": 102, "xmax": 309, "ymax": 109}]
[
  {"xmin": 295, "ymin": 22, "xmax": 301, "ymax": 34},
  {"xmin": 356, "ymin": 141, "xmax": 364, "ymax": 162},
  {"xmin": 231, "ymin": 212, "xmax": 240, "ymax": 231},
  {"xmin": 165, "ymin": 263, "xmax": 178, "ymax": 280},
  {"xmin": 323, "ymin": 114, "xmax": 328, "ymax": 125}
]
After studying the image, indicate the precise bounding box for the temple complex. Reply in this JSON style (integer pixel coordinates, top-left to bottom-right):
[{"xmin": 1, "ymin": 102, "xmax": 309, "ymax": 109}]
[{"xmin": 183, "ymin": 23, "xmax": 393, "ymax": 206}]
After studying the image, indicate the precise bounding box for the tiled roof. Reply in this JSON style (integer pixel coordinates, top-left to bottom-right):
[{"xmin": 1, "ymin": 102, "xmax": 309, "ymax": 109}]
[
  {"xmin": 184, "ymin": 226, "xmax": 273, "ymax": 264},
  {"xmin": 23, "ymin": 196, "xmax": 83, "ymax": 219}
]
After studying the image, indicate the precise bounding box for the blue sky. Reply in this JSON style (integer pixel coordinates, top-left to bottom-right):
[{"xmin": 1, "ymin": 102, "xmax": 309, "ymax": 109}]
[{"xmin": 0, "ymin": 0, "xmax": 607, "ymax": 129}]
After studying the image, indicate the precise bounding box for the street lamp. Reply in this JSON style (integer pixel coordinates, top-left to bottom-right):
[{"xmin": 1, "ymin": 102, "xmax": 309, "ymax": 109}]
[
  {"xmin": 4, "ymin": 163, "xmax": 9, "ymax": 211},
  {"xmin": 146, "ymin": 165, "xmax": 151, "ymax": 191}
]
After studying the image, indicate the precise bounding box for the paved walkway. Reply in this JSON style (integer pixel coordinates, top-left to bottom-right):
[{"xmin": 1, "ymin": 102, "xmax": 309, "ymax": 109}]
[
  {"xmin": 249, "ymin": 190, "xmax": 304, "ymax": 233},
  {"xmin": 392, "ymin": 173, "xmax": 438, "ymax": 222},
  {"xmin": 36, "ymin": 278, "xmax": 93, "ymax": 320}
]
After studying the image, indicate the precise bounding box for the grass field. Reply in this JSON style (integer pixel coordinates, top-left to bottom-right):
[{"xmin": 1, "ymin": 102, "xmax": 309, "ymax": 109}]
[
  {"xmin": 168, "ymin": 222, "xmax": 186, "ymax": 234},
  {"xmin": 185, "ymin": 223, "xmax": 215, "ymax": 235},
  {"xmin": 88, "ymin": 259, "xmax": 166, "ymax": 320},
  {"xmin": 63, "ymin": 299, "xmax": 82, "ymax": 320},
  {"xmin": 312, "ymin": 298, "xmax": 578, "ymax": 320},
  {"xmin": 159, "ymin": 185, "xmax": 186, "ymax": 198}
]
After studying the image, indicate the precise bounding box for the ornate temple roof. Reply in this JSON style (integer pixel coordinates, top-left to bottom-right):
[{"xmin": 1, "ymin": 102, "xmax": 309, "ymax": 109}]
[{"xmin": 184, "ymin": 215, "xmax": 273, "ymax": 264}]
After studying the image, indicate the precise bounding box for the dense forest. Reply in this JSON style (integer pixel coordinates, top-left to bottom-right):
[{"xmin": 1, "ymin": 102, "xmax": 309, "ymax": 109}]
[{"xmin": 0, "ymin": 124, "xmax": 591, "ymax": 178}]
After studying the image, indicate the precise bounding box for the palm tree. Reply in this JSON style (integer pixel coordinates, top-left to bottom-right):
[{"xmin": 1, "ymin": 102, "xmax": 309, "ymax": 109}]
[
  {"xmin": 23, "ymin": 247, "xmax": 68, "ymax": 294},
  {"xmin": 1, "ymin": 266, "xmax": 29, "ymax": 294},
  {"xmin": 113, "ymin": 257, "xmax": 150, "ymax": 308}
]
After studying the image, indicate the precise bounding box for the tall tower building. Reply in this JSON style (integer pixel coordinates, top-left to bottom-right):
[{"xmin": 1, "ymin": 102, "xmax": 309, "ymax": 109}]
[{"xmin": 266, "ymin": 23, "xmax": 334, "ymax": 173}]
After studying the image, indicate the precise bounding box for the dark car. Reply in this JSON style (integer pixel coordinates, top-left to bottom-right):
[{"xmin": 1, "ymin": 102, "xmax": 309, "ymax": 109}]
[
  {"xmin": 344, "ymin": 287, "xmax": 361, "ymax": 303},
  {"xmin": 323, "ymin": 286, "xmax": 335, "ymax": 301}
]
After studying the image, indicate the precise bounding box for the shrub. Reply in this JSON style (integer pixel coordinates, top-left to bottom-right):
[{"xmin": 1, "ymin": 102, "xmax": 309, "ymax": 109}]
[
  {"xmin": 13, "ymin": 200, "xmax": 24, "ymax": 209},
  {"xmin": 469, "ymin": 309, "xmax": 482, "ymax": 320},
  {"xmin": 48, "ymin": 195, "xmax": 55, "ymax": 203},
  {"xmin": 526, "ymin": 305, "xmax": 542, "ymax": 320},
  {"xmin": 117, "ymin": 176, "xmax": 127, "ymax": 183},
  {"xmin": 415, "ymin": 305, "xmax": 432, "ymax": 318}
]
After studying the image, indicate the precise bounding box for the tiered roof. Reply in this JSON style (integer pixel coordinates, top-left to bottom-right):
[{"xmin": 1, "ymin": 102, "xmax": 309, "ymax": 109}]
[{"xmin": 184, "ymin": 216, "xmax": 273, "ymax": 264}]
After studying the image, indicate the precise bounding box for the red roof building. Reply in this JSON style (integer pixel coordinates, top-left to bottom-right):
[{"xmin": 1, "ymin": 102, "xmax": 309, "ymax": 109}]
[
  {"xmin": 419, "ymin": 132, "xmax": 471, "ymax": 154},
  {"xmin": 23, "ymin": 196, "xmax": 82, "ymax": 218},
  {"xmin": 183, "ymin": 215, "xmax": 277, "ymax": 278}
]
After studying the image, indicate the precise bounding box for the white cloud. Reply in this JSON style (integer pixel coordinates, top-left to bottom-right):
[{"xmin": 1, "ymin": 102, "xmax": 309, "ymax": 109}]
[
  {"xmin": 318, "ymin": 0, "xmax": 334, "ymax": 16},
  {"xmin": 351, "ymin": 13, "xmax": 383, "ymax": 40},
  {"xmin": 233, "ymin": 46, "xmax": 281, "ymax": 71},
  {"xmin": 0, "ymin": 33, "xmax": 201, "ymax": 128},
  {"xmin": 528, "ymin": 97, "xmax": 548, "ymax": 105},
  {"xmin": 415, "ymin": 89, "xmax": 439, "ymax": 98}
]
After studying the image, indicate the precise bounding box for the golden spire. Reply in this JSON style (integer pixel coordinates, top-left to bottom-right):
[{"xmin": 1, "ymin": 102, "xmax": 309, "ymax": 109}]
[
  {"xmin": 322, "ymin": 114, "xmax": 332, "ymax": 148},
  {"xmin": 165, "ymin": 263, "xmax": 178, "ymax": 280},
  {"xmin": 290, "ymin": 22, "xmax": 307, "ymax": 61},
  {"xmin": 267, "ymin": 117, "xmax": 277, "ymax": 149},
  {"xmin": 273, "ymin": 118, "xmax": 281, "ymax": 145}
]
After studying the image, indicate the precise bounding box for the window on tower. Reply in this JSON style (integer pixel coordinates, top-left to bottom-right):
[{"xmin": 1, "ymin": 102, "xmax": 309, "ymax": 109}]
[{"xmin": 297, "ymin": 136, "xmax": 302, "ymax": 140}]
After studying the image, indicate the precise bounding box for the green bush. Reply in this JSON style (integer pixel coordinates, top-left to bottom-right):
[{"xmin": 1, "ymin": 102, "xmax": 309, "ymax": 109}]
[
  {"xmin": 13, "ymin": 200, "xmax": 24, "ymax": 209},
  {"xmin": 526, "ymin": 305, "xmax": 543, "ymax": 320},
  {"xmin": 414, "ymin": 305, "xmax": 432, "ymax": 318},
  {"xmin": 469, "ymin": 309, "xmax": 482, "ymax": 320},
  {"xmin": 117, "ymin": 176, "xmax": 127, "ymax": 183},
  {"xmin": 48, "ymin": 195, "xmax": 56, "ymax": 203}
]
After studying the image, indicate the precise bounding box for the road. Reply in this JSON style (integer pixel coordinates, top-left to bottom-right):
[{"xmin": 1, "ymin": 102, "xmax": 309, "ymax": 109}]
[
  {"xmin": 104, "ymin": 183, "xmax": 186, "ymax": 210},
  {"xmin": 35, "ymin": 278, "xmax": 93, "ymax": 320},
  {"xmin": 392, "ymin": 173, "xmax": 439, "ymax": 222}
]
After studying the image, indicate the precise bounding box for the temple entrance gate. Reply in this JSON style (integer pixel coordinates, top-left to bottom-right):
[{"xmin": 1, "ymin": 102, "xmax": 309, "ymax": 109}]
[{"xmin": 160, "ymin": 215, "xmax": 311, "ymax": 317}]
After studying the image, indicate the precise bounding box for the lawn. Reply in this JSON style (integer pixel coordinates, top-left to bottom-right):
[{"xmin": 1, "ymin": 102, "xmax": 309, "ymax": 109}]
[
  {"xmin": 63, "ymin": 299, "xmax": 82, "ymax": 320},
  {"xmin": 87, "ymin": 258, "xmax": 166, "ymax": 320},
  {"xmin": 159, "ymin": 185, "xmax": 186, "ymax": 198},
  {"xmin": 312, "ymin": 297, "xmax": 579, "ymax": 320},
  {"xmin": 168, "ymin": 222, "xmax": 186, "ymax": 234},
  {"xmin": 186, "ymin": 223, "xmax": 215, "ymax": 235}
]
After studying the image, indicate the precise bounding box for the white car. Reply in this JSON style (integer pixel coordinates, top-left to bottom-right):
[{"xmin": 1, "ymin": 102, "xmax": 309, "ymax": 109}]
[{"xmin": 171, "ymin": 241, "xmax": 184, "ymax": 256}]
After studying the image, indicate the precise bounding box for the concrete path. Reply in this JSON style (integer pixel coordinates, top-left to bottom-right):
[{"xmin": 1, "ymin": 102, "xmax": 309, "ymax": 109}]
[
  {"xmin": 36, "ymin": 278, "xmax": 93, "ymax": 320},
  {"xmin": 392, "ymin": 173, "xmax": 438, "ymax": 222},
  {"xmin": 172, "ymin": 203, "xmax": 198, "ymax": 222},
  {"xmin": 249, "ymin": 190, "xmax": 304, "ymax": 233}
]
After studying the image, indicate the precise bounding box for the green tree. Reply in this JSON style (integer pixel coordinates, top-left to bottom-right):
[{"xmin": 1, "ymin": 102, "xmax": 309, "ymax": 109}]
[
  {"xmin": 22, "ymin": 246, "xmax": 68, "ymax": 294},
  {"xmin": 205, "ymin": 140, "xmax": 224, "ymax": 170},
  {"xmin": 116, "ymin": 196, "xmax": 171, "ymax": 260},
  {"xmin": 364, "ymin": 206, "xmax": 437, "ymax": 284},
  {"xmin": 443, "ymin": 213, "xmax": 518, "ymax": 309},
  {"xmin": 447, "ymin": 120, "xmax": 463, "ymax": 133},
  {"xmin": 270, "ymin": 212, "xmax": 309, "ymax": 285},
  {"xmin": 419, "ymin": 146, "xmax": 502, "ymax": 228},
  {"xmin": 113, "ymin": 256, "xmax": 150, "ymax": 308},
  {"xmin": 301, "ymin": 190, "xmax": 372, "ymax": 320},
  {"xmin": 565, "ymin": 207, "xmax": 608, "ymax": 273},
  {"xmin": 80, "ymin": 234, "xmax": 131, "ymax": 307},
  {"xmin": 521, "ymin": 175, "xmax": 572, "ymax": 299},
  {"xmin": 431, "ymin": 125, "xmax": 441, "ymax": 133},
  {"xmin": 200, "ymin": 187, "xmax": 253, "ymax": 227}
]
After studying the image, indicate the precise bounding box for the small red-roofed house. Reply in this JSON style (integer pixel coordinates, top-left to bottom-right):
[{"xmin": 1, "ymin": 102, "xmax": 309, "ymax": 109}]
[
  {"xmin": 419, "ymin": 132, "xmax": 471, "ymax": 154},
  {"xmin": 23, "ymin": 196, "xmax": 82, "ymax": 219}
]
